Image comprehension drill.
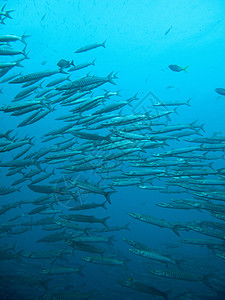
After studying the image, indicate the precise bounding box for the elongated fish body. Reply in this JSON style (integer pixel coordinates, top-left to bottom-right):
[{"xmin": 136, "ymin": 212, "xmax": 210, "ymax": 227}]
[
  {"xmin": 153, "ymin": 99, "xmax": 191, "ymax": 107},
  {"xmin": 149, "ymin": 269, "xmax": 208, "ymax": 282},
  {"xmin": 69, "ymin": 201, "xmax": 107, "ymax": 211},
  {"xmin": 9, "ymin": 69, "xmax": 67, "ymax": 83},
  {"xmin": 68, "ymin": 179, "xmax": 114, "ymax": 203},
  {"xmin": 0, "ymin": 34, "xmax": 30, "ymax": 44},
  {"xmin": 65, "ymin": 240, "xmax": 104, "ymax": 255},
  {"xmin": 46, "ymin": 75, "xmax": 71, "ymax": 87},
  {"xmin": 129, "ymin": 247, "xmax": 176, "ymax": 265},
  {"xmin": 75, "ymin": 41, "xmax": 106, "ymax": 53},
  {"xmin": 69, "ymin": 59, "xmax": 95, "ymax": 71},
  {"xmin": 82, "ymin": 255, "xmax": 125, "ymax": 266},
  {"xmin": 121, "ymin": 278, "xmax": 169, "ymax": 300},
  {"xmin": 0, "ymin": 47, "xmax": 26, "ymax": 56},
  {"xmin": 40, "ymin": 266, "xmax": 83, "ymax": 276},
  {"xmin": 60, "ymin": 214, "xmax": 110, "ymax": 227},
  {"xmin": 0, "ymin": 60, "xmax": 23, "ymax": 68},
  {"xmin": 56, "ymin": 72, "xmax": 115, "ymax": 90},
  {"xmin": 71, "ymin": 234, "xmax": 113, "ymax": 244},
  {"xmin": 13, "ymin": 83, "xmax": 42, "ymax": 100},
  {"xmin": 122, "ymin": 238, "xmax": 152, "ymax": 251},
  {"xmin": 128, "ymin": 212, "xmax": 179, "ymax": 236},
  {"xmin": 28, "ymin": 184, "xmax": 67, "ymax": 195}
]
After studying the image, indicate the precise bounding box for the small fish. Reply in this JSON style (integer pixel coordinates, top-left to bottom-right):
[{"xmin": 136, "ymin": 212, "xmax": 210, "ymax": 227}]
[
  {"xmin": 215, "ymin": 88, "xmax": 225, "ymax": 96},
  {"xmin": 57, "ymin": 59, "xmax": 74, "ymax": 69},
  {"xmin": 165, "ymin": 25, "xmax": 172, "ymax": 35},
  {"xmin": 169, "ymin": 64, "xmax": 189, "ymax": 72}
]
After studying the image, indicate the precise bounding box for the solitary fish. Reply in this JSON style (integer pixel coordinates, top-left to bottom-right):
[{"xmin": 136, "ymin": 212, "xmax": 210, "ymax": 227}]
[
  {"xmin": 57, "ymin": 59, "xmax": 74, "ymax": 69},
  {"xmin": 215, "ymin": 88, "xmax": 225, "ymax": 96},
  {"xmin": 169, "ymin": 65, "xmax": 189, "ymax": 72},
  {"xmin": 165, "ymin": 25, "xmax": 172, "ymax": 35}
]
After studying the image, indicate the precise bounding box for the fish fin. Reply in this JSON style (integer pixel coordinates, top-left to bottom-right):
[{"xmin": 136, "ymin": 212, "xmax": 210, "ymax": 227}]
[
  {"xmin": 4, "ymin": 10, "xmax": 15, "ymax": 19},
  {"xmin": 124, "ymin": 222, "xmax": 131, "ymax": 231},
  {"xmin": 102, "ymin": 216, "xmax": 110, "ymax": 227},
  {"xmin": 172, "ymin": 226, "xmax": 180, "ymax": 237},
  {"xmin": 102, "ymin": 200, "xmax": 108, "ymax": 210},
  {"xmin": 183, "ymin": 65, "xmax": 189, "ymax": 72},
  {"xmin": 102, "ymin": 40, "xmax": 106, "ymax": 48},
  {"xmin": 21, "ymin": 33, "xmax": 31, "ymax": 44},
  {"xmin": 107, "ymin": 72, "xmax": 116, "ymax": 85},
  {"xmin": 186, "ymin": 98, "xmax": 191, "ymax": 106},
  {"xmin": 202, "ymin": 274, "xmax": 215, "ymax": 290},
  {"xmin": 5, "ymin": 129, "xmax": 13, "ymax": 140}
]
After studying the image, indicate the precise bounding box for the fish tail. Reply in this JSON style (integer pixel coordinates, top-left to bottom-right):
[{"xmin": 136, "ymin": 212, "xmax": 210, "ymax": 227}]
[
  {"xmin": 124, "ymin": 222, "xmax": 131, "ymax": 231},
  {"xmin": 102, "ymin": 40, "xmax": 106, "ymax": 48},
  {"xmin": 4, "ymin": 10, "xmax": 15, "ymax": 19},
  {"xmin": 186, "ymin": 98, "xmax": 191, "ymax": 106},
  {"xmin": 5, "ymin": 129, "xmax": 13, "ymax": 140},
  {"xmin": 21, "ymin": 33, "xmax": 31, "ymax": 44},
  {"xmin": 200, "ymin": 123, "xmax": 205, "ymax": 132},
  {"xmin": 172, "ymin": 226, "xmax": 180, "ymax": 237},
  {"xmin": 183, "ymin": 65, "xmax": 189, "ymax": 72},
  {"xmin": 102, "ymin": 216, "xmax": 110, "ymax": 227},
  {"xmin": 202, "ymin": 274, "xmax": 215, "ymax": 290},
  {"xmin": 107, "ymin": 72, "xmax": 116, "ymax": 85},
  {"xmin": 15, "ymin": 61, "xmax": 24, "ymax": 67},
  {"xmin": 104, "ymin": 191, "xmax": 114, "ymax": 204},
  {"xmin": 102, "ymin": 200, "xmax": 108, "ymax": 210}
]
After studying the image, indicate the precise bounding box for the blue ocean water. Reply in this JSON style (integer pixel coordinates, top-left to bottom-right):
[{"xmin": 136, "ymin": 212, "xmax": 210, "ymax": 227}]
[{"xmin": 1, "ymin": 1, "xmax": 225, "ymax": 299}]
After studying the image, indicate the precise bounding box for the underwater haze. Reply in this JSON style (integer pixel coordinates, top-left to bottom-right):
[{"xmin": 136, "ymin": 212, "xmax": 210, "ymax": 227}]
[{"xmin": 1, "ymin": 0, "xmax": 225, "ymax": 299}]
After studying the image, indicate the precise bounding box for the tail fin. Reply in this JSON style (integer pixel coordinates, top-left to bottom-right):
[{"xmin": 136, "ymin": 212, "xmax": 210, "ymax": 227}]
[
  {"xmin": 101, "ymin": 216, "xmax": 110, "ymax": 227},
  {"xmin": 15, "ymin": 61, "xmax": 24, "ymax": 67},
  {"xmin": 183, "ymin": 66, "xmax": 189, "ymax": 72},
  {"xmin": 4, "ymin": 10, "xmax": 15, "ymax": 19},
  {"xmin": 202, "ymin": 274, "xmax": 215, "ymax": 290},
  {"xmin": 172, "ymin": 226, "xmax": 180, "ymax": 237},
  {"xmin": 124, "ymin": 222, "xmax": 131, "ymax": 231},
  {"xmin": 5, "ymin": 129, "xmax": 13, "ymax": 140},
  {"xmin": 186, "ymin": 98, "xmax": 191, "ymax": 107},
  {"xmin": 104, "ymin": 191, "xmax": 116, "ymax": 204},
  {"xmin": 22, "ymin": 45, "xmax": 29, "ymax": 59},
  {"xmin": 21, "ymin": 33, "xmax": 31, "ymax": 44},
  {"xmin": 101, "ymin": 200, "xmax": 108, "ymax": 210},
  {"xmin": 107, "ymin": 72, "xmax": 116, "ymax": 85},
  {"xmin": 102, "ymin": 40, "xmax": 106, "ymax": 48}
]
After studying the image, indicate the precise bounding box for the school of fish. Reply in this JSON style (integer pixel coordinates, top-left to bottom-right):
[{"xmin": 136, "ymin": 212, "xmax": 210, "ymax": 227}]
[{"xmin": 1, "ymin": 4, "xmax": 225, "ymax": 300}]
